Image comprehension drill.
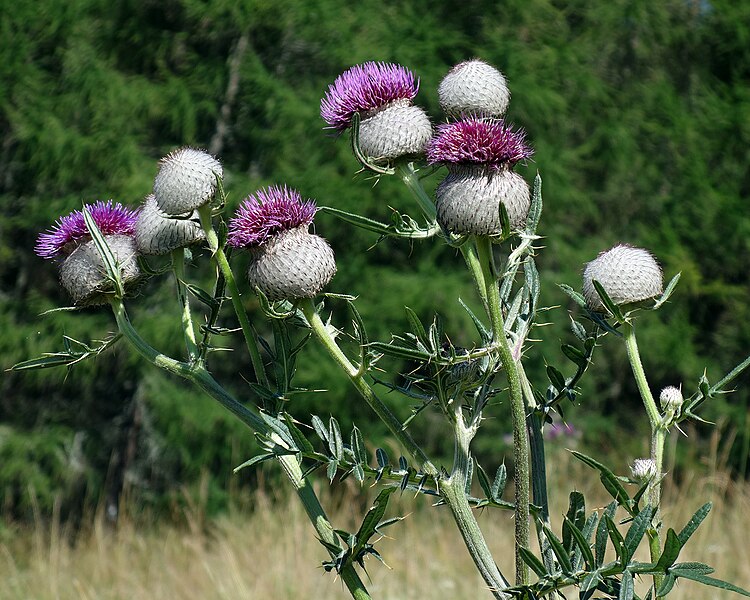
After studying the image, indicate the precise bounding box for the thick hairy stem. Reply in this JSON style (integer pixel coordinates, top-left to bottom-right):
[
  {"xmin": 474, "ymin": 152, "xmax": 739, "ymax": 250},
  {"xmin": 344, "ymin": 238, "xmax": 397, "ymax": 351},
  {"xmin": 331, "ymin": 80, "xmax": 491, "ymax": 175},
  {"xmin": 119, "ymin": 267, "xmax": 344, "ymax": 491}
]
[
  {"xmin": 198, "ymin": 205, "xmax": 268, "ymax": 388},
  {"xmin": 475, "ymin": 236, "xmax": 531, "ymax": 586},
  {"xmin": 110, "ymin": 299, "xmax": 371, "ymax": 600},
  {"xmin": 623, "ymin": 321, "xmax": 665, "ymax": 595},
  {"xmin": 172, "ymin": 248, "xmax": 199, "ymax": 361}
]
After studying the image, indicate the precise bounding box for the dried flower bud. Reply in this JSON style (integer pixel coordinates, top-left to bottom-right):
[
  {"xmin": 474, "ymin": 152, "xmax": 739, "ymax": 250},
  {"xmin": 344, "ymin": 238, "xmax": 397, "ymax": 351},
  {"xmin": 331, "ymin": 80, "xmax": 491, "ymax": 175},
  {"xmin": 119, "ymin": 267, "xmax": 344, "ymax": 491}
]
[
  {"xmin": 321, "ymin": 62, "xmax": 432, "ymax": 161},
  {"xmin": 427, "ymin": 118, "xmax": 533, "ymax": 236},
  {"xmin": 438, "ymin": 59, "xmax": 510, "ymax": 118},
  {"xmin": 228, "ymin": 186, "xmax": 335, "ymax": 301},
  {"xmin": 153, "ymin": 147, "xmax": 223, "ymax": 215},
  {"xmin": 660, "ymin": 386, "xmax": 683, "ymax": 411},
  {"xmin": 135, "ymin": 194, "xmax": 205, "ymax": 255},
  {"xmin": 582, "ymin": 245, "xmax": 663, "ymax": 313},
  {"xmin": 630, "ymin": 458, "xmax": 657, "ymax": 482},
  {"xmin": 59, "ymin": 235, "xmax": 140, "ymax": 306}
]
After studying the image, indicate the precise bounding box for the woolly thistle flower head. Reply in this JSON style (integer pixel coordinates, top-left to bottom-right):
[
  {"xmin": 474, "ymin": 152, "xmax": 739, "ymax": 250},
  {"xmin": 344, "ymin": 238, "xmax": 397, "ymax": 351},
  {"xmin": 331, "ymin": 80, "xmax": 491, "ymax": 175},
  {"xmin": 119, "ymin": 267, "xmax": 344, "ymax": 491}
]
[
  {"xmin": 227, "ymin": 186, "xmax": 317, "ymax": 248},
  {"xmin": 35, "ymin": 201, "xmax": 139, "ymax": 259},
  {"xmin": 660, "ymin": 386, "xmax": 684, "ymax": 411},
  {"xmin": 438, "ymin": 59, "xmax": 511, "ymax": 118},
  {"xmin": 582, "ymin": 244, "xmax": 663, "ymax": 313},
  {"xmin": 153, "ymin": 147, "xmax": 223, "ymax": 215},
  {"xmin": 427, "ymin": 118, "xmax": 533, "ymax": 171},
  {"xmin": 321, "ymin": 62, "xmax": 420, "ymax": 131},
  {"xmin": 630, "ymin": 458, "xmax": 657, "ymax": 481}
]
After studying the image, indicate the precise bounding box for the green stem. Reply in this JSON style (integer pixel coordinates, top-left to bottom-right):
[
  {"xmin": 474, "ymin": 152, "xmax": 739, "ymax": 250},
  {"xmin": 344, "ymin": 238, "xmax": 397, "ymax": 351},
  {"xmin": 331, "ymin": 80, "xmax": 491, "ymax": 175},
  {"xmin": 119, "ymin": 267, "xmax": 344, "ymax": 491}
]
[
  {"xmin": 301, "ymin": 299, "xmax": 435, "ymax": 476},
  {"xmin": 198, "ymin": 205, "xmax": 268, "ymax": 388},
  {"xmin": 110, "ymin": 298, "xmax": 371, "ymax": 600},
  {"xmin": 623, "ymin": 321, "xmax": 665, "ymax": 595},
  {"xmin": 395, "ymin": 162, "xmax": 437, "ymax": 222},
  {"xmin": 446, "ymin": 404, "xmax": 511, "ymax": 598},
  {"xmin": 172, "ymin": 248, "xmax": 199, "ymax": 361},
  {"xmin": 475, "ymin": 236, "xmax": 531, "ymax": 586}
]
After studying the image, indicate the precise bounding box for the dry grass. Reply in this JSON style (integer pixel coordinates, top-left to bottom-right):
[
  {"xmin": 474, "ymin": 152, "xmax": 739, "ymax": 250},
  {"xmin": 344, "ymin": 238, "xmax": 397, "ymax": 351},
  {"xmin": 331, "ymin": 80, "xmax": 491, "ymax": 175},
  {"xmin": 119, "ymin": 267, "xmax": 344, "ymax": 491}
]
[{"xmin": 2, "ymin": 453, "xmax": 749, "ymax": 600}]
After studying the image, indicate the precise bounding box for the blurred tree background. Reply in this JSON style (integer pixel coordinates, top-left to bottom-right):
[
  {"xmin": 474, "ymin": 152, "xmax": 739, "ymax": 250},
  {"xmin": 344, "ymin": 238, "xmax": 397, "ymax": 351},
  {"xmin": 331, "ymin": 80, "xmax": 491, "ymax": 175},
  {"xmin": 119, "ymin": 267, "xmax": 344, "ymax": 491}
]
[{"xmin": 1, "ymin": 0, "xmax": 749, "ymax": 522}]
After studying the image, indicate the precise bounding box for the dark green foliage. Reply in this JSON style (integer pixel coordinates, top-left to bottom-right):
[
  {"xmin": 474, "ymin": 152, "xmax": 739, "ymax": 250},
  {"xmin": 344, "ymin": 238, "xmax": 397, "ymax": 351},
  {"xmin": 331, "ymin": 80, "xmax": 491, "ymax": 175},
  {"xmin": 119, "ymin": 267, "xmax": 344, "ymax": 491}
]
[{"xmin": 2, "ymin": 0, "xmax": 750, "ymax": 519}]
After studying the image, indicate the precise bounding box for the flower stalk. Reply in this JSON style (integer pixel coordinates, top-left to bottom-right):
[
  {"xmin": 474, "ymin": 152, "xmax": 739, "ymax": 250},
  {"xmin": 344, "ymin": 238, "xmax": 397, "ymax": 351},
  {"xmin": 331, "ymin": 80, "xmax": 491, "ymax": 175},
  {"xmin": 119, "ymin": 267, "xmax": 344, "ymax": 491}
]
[{"xmin": 171, "ymin": 248, "xmax": 199, "ymax": 362}]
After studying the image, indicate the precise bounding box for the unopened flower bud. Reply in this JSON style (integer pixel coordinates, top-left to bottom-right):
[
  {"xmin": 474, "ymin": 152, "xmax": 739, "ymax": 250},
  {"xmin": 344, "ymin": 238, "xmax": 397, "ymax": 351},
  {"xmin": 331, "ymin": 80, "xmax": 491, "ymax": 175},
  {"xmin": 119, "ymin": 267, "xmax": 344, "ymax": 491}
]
[
  {"xmin": 582, "ymin": 245, "xmax": 663, "ymax": 313},
  {"xmin": 321, "ymin": 62, "xmax": 432, "ymax": 162},
  {"xmin": 630, "ymin": 458, "xmax": 657, "ymax": 482},
  {"xmin": 427, "ymin": 117, "xmax": 533, "ymax": 236},
  {"xmin": 438, "ymin": 59, "xmax": 510, "ymax": 118},
  {"xmin": 153, "ymin": 147, "xmax": 223, "ymax": 215},
  {"xmin": 660, "ymin": 386, "xmax": 683, "ymax": 411},
  {"xmin": 135, "ymin": 194, "xmax": 205, "ymax": 255},
  {"xmin": 227, "ymin": 186, "xmax": 336, "ymax": 301}
]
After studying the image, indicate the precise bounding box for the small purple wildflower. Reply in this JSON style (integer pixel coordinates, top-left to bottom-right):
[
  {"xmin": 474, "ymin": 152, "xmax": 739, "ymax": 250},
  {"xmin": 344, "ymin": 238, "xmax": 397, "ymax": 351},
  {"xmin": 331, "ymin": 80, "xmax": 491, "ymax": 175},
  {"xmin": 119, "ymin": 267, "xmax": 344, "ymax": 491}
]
[
  {"xmin": 227, "ymin": 186, "xmax": 317, "ymax": 248},
  {"xmin": 35, "ymin": 200, "xmax": 139, "ymax": 259},
  {"xmin": 321, "ymin": 62, "xmax": 420, "ymax": 131},
  {"xmin": 426, "ymin": 118, "xmax": 533, "ymax": 169}
]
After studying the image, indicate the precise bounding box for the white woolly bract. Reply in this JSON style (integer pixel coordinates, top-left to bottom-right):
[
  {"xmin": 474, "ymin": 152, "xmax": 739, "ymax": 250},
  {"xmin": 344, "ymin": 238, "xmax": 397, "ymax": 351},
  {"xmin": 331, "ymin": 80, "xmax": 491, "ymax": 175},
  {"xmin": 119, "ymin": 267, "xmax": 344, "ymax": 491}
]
[
  {"xmin": 435, "ymin": 165, "xmax": 530, "ymax": 236},
  {"xmin": 438, "ymin": 60, "xmax": 510, "ymax": 118},
  {"xmin": 247, "ymin": 226, "xmax": 336, "ymax": 301},
  {"xmin": 660, "ymin": 386, "xmax": 683, "ymax": 410},
  {"xmin": 154, "ymin": 147, "xmax": 223, "ymax": 215},
  {"xmin": 59, "ymin": 235, "xmax": 140, "ymax": 306},
  {"xmin": 358, "ymin": 101, "xmax": 432, "ymax": 161},
  {"xmin": 630, "ymin": 458, "xmax": 657, "ymax": 481},
  {"xmin": 135, "ymin": 195, "xmax": 205, "ymax": 255},
  {"xmin": 582, "ymin": 245, "xmax": 663, "ymax": 313}
]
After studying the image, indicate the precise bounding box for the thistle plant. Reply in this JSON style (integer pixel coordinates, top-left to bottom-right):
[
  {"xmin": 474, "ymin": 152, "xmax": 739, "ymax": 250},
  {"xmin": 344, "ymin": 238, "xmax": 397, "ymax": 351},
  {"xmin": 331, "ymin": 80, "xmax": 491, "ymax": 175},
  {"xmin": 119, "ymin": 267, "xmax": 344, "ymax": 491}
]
[{"xmin": 15, "ymin": 57, "xmax": 750, "ymax": 600}]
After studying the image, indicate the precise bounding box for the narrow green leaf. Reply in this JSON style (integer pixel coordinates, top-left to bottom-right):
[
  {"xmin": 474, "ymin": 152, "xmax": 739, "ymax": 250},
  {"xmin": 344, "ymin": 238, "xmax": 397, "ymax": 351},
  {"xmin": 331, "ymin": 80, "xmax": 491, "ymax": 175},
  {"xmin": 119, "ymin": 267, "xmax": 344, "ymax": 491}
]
[
  {"xmin": 374, "ymin": 449, "xmax": 389, "ymax": 471},
  {"xmin": 671, "ymin": 562, "xmax": 714, "ymax": 574},
  {"xmin": 670, "ymin": 569, "xmax": 750, "ymax": 596},
  {"xmin": 561, "ymin": 343, "xmax": 587, "ymax": 368},
  {"xmin": 677, "ymin": 502, "xmax": 711, "ymax": 545},
  {"xmin": 11, "ymin": 355, "xmax": 81, "ymax": 370},
  {"xmin": 458, "ymin": 297, "xmax": 491, "ymax": 343},
  {"xmin": 596, "ymin": 502, "xmax": 618, "ymax": 566},
  {"xmin": 563, "ymin": 491, "xmax": 586, "ymax": 551},
  {"xmin": 234, "ymin": 453, "xmax": 275, "ymax": 472},
  {"xmin": 571, "ymin": 451, "xmax": 632, "ymax": 511},
  {"xmin": 619, "ymin": 570, "xmax": 634, "ymax": 600},
  {"xmin": 657, "ymin": 573, "xmax": 677, "ymax": 596},
  {"xmin": 320, "ymin": 206, "xmax": 394, "ymax": 235},
  {"xmin": 327, "ymin": 459, "xmax": 338, "ymax": 483},
  {"xmin": 83, "ymin": 208, "xmax": 121, "ymax": 295},
  {"xmin": 311, "ymin": 415, "xmax": 329, "ymax": 444},
  {"xmin": 543, "ymin": 525, "xmax": 573, "ymax": 575},
  {"xmin": 491, "ymin": 464, "xmax": 507, "ymax": 502},
  {"xmin": 573, "ymin": 512, "xmax": 599, "ymax": 571},
  {"xmin": 623, "ymin": 505, "xmax": 654, "ymax": 563},
  {"xmin": 605, "ymin": 514, "xmax": 625, "ymax": 561},
  {"xmin": 518, "ymin": 547, "xmax": 547, "ymax": 578},
  {"xmin": 570, "ymin": 319, "xmax": 587, "ymax": 342},
  {"xmin": 281, "ymin": 414, "xmax": 315, "ymax": 454},
  {"xmin": 580, "ymin": 569, "xmax": 602, "ymax": 593},
  {"xmin": 476, "ymin": 464, "xmax": 493, "ymax": 500},
  {"xmin": 329, "ymin": 417, "xmax": 344, "ymax": 461},
  {"xmin": 185, "ymin": 282, "xmax": 220, "ymax": 309},
  {"xmin": 350, "ymin": 426, "xmax": 367, "ymax": 465},
  {"xmin": 351, "ymin": 487, "xmax": 396, "ymax": 560},
  {"xmin": 547, "ymin": 365, "xmax": 567, "ymax": 393},
  {"xmin": 526, "ymin": 172, "xmax": 543, "ymax": 233},
  {"xmin": 652, "ymin": 273, "xmax": 681, "ymax": 310},
  {"xmin": 592, "ymin": 280, "xmax": 626, "ymax": 323},
  {"xmin": 564, "ymin": 517, "xmax": 595, "ymax": 570},
  {"xmin": 404, "ymin": 306, "xmax": 428, "ymax": 346},
  {"xmin": 655, "ymin": 528, "xmax": 683, "ymax": 571},
  {"xmin": 367, "ymin": 341, "xmax": 433, "ymax": 362},
  {"xmin": 558, "ymin": 283, "xmax": 587, "ymax": 308}
]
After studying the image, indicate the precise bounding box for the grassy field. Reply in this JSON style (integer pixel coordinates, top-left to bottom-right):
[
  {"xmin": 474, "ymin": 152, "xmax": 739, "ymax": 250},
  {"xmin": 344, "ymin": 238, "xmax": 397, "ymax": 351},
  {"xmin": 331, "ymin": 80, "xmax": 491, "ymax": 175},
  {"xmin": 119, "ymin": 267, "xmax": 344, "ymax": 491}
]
[{"xmin": 2, "ymin": 451, "xmax": 749, "ymax": 600}]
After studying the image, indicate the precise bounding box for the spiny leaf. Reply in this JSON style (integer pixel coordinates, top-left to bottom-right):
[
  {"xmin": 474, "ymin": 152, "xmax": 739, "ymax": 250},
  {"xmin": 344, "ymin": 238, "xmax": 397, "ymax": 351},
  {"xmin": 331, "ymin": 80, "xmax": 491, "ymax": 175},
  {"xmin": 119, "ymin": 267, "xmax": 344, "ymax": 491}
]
[
  {"xmin": 519, "ymin": 547, "xmax": 547, "ymax": 578},
  {"xmin": 623, "ymin": 504, "xmax": 654, "ymax": 563},
  {"xmin": 619, "ymin": 570, "xmax": 634, "ymax": 600},
  {"xmin": 655, "ymin": 528, "xmax": 683, "ymax": 571},
  {"xmin": 596, "ymin": 502, "xmax": 618, "ymax": 566},
  {"xmin": 677, "ymin": 502, "xmax": 711, "ymax": 545}
]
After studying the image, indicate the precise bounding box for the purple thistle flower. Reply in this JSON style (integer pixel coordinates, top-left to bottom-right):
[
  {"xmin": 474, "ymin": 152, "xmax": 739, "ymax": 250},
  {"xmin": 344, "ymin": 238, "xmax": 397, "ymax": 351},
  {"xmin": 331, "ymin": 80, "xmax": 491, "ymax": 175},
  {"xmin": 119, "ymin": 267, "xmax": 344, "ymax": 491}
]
[
  {"xmin": 427, "ymin": 117, "xmax": 533, "ymax": 169},
  {"xmin": 321, "ymin": 62, "xmax": 420, "ymax": 131},
  {"xmin": 35, "ymin": 200, "xmax": 139, "ymax": 259},
  {"xmin": 227, "ymin": 186, "xmax": 317, "ymax": 248}
]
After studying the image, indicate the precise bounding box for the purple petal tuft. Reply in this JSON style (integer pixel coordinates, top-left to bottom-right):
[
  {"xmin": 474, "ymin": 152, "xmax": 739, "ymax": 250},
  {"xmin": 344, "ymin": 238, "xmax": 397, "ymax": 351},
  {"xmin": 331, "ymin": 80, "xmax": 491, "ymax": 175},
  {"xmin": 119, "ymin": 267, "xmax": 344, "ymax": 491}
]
[
  {"xmin": 35, "ymin": 200, "xmax": 139, "ymax": 259},
  {"xmin": 321, "ymin": 62, "xmax": 420, "ymax": 131},
  {"xmin": 227, "ymin": 186, "xmax": 317, "ymax": 248},
  {"xmin": 426, "ymin": 117, "xmax": 533, "ymax": 169}
]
